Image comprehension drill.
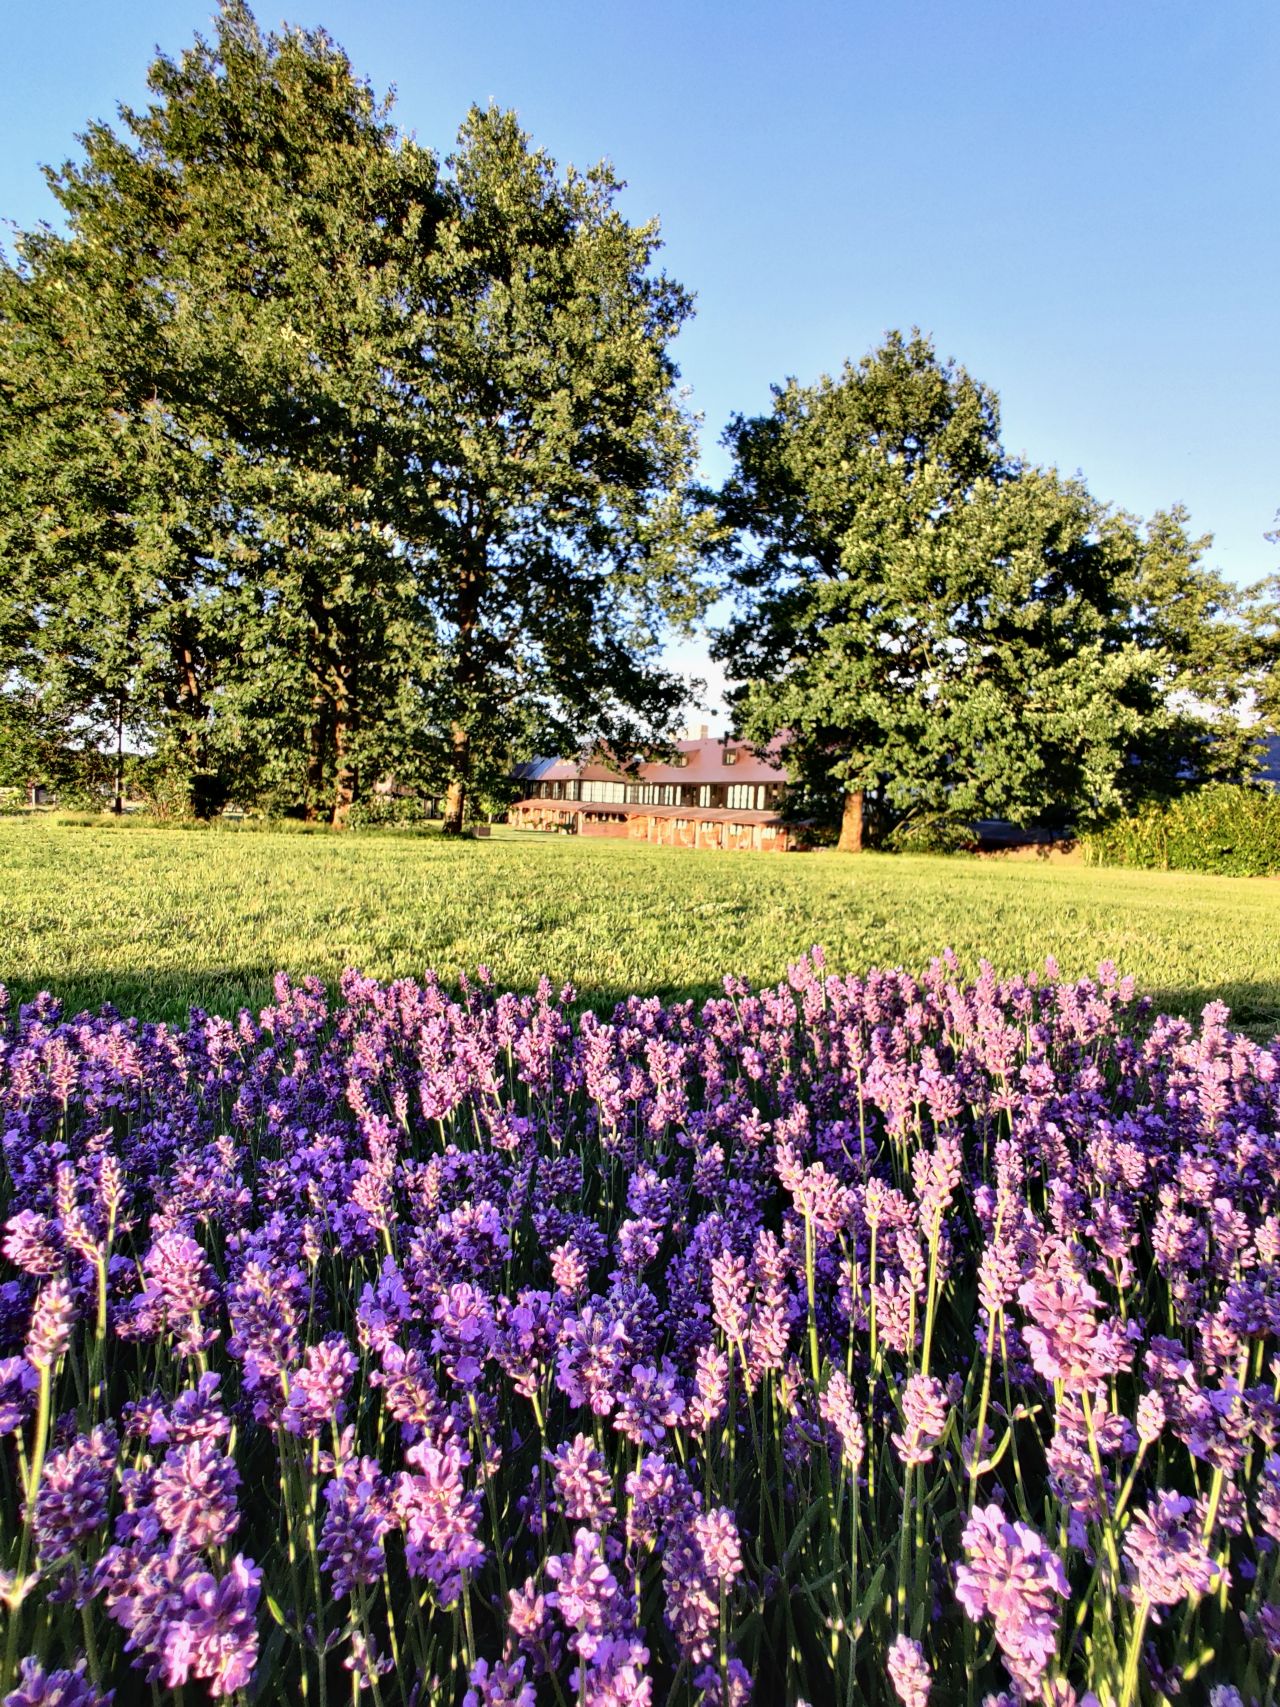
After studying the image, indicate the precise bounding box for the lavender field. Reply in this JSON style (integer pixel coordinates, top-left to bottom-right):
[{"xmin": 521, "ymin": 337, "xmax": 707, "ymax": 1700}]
[{"xmin": 1, "ymin": 952, "xmax": 1278, "ymax": 1706}]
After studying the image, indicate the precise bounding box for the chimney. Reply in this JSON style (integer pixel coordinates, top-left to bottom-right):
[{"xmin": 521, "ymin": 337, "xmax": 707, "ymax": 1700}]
[{"xmin": 698, "ymin": 723, "xmax": 708, "ymax": 741}]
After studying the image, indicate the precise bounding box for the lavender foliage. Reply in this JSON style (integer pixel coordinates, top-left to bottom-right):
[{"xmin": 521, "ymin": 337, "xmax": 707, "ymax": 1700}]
[{"xmin": 1, "ymin": 955, "xmax": 1278, "ymax": 1703}]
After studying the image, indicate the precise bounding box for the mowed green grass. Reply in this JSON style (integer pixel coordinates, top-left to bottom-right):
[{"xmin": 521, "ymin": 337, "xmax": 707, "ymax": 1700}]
[{"xmin": 1, "ymin": 816, "xmax": 1277, "ymax": 1034}]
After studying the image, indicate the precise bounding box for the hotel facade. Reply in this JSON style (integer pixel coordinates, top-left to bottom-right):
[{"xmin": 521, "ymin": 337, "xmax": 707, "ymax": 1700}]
[{"xmin": 509, "ymin": 732, "xmax": 802, "ymax": 852}]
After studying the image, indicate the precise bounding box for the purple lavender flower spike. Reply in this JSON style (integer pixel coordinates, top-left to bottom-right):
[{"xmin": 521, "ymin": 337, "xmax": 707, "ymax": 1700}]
[
  {"xmin": 321, "ymin": 1457, "xmax": 394, "ymax": 1597},
  {"xmin": 0, "ymin": 1357, "xmax": 39, "ymax": 1437},
  {"xmin": 35, "ymin": 1425, "xmax": 117, "ymax": 1559},
  {"xmin": 394, "ymin": 1437, "xmax": 485, "ymax": 1608},
  {"xmin": 663, "ymin": 1509, "xmax": 742, "ymax": 1665},
  {"xmin": 2, "ymin": 1657, "xmax": 114, "ymax": 1707},
  {"xmin": 462, "ymin": 1656, "xmax": 536, "ymax": 1707},
  {"xmin": 1123, "ymin": 1491, "xmax": 1224, "ymax": 1610},
  {"xmin": 546, "ymin": 1528, "xmax": 621, "ymax": 1661},
  {"xmin": 691, "ymin": 1657, "xmax": 750, "ymax": 1707},
  {"xmin": 181, "ymin": 1554, "xmax": 262, "ymax": 1696}
]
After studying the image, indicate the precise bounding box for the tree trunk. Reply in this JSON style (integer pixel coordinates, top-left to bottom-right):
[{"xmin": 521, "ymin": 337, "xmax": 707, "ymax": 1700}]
[
  {"xmin": 442, "ymin": 538, "xmax": 486, "ymax": 839},
  {"xmin": 304, "ymin": 699, "xmax": 329, "ymax": 823},
  {"xmin": 442, "ymin": 725, "xmax": 469, "ymax": 835},
  {"xmin": 328, "ymin": 616, "xmax": 360, "ymax": 827},
  {"xmin": 112, "ymin": 692, "xmax": 125, "ymax": 816},
  {"xmin": 176, "ymin": 642, "xmax": 209, "ymax": 817},
  {"xmin": 837, "ymin": 788, "xmax": 864, "ymax": 852},
  {"xmin": 331, "ymin": 695, "xmax": 356, "ymax": 829}
]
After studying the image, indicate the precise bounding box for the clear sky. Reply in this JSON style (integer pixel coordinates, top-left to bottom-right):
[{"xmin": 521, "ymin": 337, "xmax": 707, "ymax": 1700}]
[{"xmin": 3, "ymin": 0, "xmax": 1277, "ymax": 720}]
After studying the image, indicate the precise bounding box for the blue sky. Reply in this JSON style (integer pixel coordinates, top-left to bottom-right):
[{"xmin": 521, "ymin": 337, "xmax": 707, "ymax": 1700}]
[{"xmin": 3, "ymin": 0, "xmax": 1277, "ymax": 718}]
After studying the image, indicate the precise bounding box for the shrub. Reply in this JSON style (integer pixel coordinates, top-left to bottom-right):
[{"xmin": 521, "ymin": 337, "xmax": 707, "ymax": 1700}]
[
  {"xmin": 347, "ymin": 792, "xmax": 436, "ymax": 830},
  {"xmin": 1082, "ymin": 782, "xmax": 1280, "ymax": 876},
  {"xmin": 885, "ymin": 814, "xmax": 977, "ymax": 855}
]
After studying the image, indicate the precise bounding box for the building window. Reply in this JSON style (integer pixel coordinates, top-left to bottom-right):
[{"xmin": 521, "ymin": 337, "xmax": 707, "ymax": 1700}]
[
  {"xmin": 727, "ymin": 783, "xmax": 765, "ymax": 810},
  {"xmin": 724, "ymin": 748, "xmax": 738, "ymax": 765},
  {"xmin": 674, "ymin": 818, "xmax": 689, "ymax": 830},
  {"xmin": 626, "ymin": 782, "xmax": 680, "ymax": 807}
]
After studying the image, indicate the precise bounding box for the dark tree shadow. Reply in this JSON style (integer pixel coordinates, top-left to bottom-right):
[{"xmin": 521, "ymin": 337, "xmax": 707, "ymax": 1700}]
[{"xmin": 2, "ymin": 966, "xmax": 1276, "ymax": 1042}]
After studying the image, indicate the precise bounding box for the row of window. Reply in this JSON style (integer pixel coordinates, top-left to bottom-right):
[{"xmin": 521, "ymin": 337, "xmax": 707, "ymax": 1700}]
[
  {"xmin": 530, "ymin": 779, "xmax": 778, "ymax": 810},
  {"xmin": 725, "ymin": 783, "xmax": 769, "ymax": 810}
]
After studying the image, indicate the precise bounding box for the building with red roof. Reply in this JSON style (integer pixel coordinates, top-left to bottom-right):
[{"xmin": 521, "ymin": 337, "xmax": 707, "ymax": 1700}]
[{"xmin": 509, "ymin": 728, "xmax": 802, "ymax": 851}]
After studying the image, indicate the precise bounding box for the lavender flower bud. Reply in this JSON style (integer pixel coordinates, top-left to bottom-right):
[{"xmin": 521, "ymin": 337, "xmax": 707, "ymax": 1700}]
[
  {"xmin": 26, "ymin": 1279, "xmax": 75, "ymax": 1371},
  {"xmin": 887, "ymin": 1634, "xmax": 932, "ymax": 1707}
]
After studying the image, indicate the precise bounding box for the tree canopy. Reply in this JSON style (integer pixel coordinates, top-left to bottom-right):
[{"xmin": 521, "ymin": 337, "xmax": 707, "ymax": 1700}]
[
  {"xmin": 0, "ymin": 2, "xmax": 709, "ymax": 825},
  {"xmin": 2, "ymin": 12, "xmax": 1273, "ymax": 839},
  {"xmin": 713, "ymin": 331, "xmax": 1262, "ymax": 848}
]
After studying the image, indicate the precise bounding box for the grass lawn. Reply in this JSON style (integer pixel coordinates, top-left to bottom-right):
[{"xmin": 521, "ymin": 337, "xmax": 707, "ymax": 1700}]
[{"xmin": 1, "ymin": 815, "xmax": 1277, "ymax": 1033}]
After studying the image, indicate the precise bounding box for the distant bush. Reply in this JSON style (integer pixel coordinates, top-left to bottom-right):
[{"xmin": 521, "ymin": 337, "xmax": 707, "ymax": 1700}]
[
  {"xmin": 885, "ymin": 814, "xmax": 978, "ymax": 855},
  {"xmin": 1082, "ymin": 783, "xmax": 1280, "ymax": 876},
  {"xmin": 346, "ymin": 793, "xmax": 437, "ymax": 830}
]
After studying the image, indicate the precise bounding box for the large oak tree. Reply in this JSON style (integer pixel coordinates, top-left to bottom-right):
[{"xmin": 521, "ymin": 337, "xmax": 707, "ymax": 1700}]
[
  {"xmin": 0, "ymin": 3, "xmax": 708, "ymax": 825},
  {"xmin": 714, "ymin": 331, "xmax": 1259, "ymax": 848},
  {"xmin": 411, "ymin": 108, "xmax": 710, "ymax": 834}
]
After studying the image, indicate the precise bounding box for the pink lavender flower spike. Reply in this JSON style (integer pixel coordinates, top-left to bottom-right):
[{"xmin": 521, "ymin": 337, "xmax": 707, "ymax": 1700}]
[
  {"xmin": 893, "ymin": 1373, "xmax": 950, "ymax": 1467},
  {"xmin": 957, "ymin": 1504, "xmax": 1070, "ymax": 1699},
  {"xmin": 25, "ymin": 1278, "xmax": 75, "ymax": 1370},
  {"xmin": 887, "ymin": 1634, "xmax": 932, "ymax": 1707}
]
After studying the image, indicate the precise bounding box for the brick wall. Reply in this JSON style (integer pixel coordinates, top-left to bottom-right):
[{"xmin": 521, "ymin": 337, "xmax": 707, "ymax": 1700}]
[{"xmin": 511, "ymin": 803, "xmax": 797, "ymax": 851}]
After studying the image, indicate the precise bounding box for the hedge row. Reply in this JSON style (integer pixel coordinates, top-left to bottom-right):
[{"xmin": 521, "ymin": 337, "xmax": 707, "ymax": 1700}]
[{"xmin": 1081, "ymin": 782, "xmax": 1280, "ymax": 876}]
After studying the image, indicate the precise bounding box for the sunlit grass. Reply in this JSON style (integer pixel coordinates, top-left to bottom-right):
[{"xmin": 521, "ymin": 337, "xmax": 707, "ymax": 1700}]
[{"xmin": 1, "ymin": 816, "xmax": 1276, "ymax": 1032}]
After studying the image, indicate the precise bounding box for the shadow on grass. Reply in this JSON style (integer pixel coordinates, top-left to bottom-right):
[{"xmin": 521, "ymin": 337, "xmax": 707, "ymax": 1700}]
[
  {"xmin": 1148, "ymin": 983, "xmax": 1280, "ymax": 1040},
  {"xmin": 2, "ymin": 966, "xmax": 1277, "ymax": 1042}
]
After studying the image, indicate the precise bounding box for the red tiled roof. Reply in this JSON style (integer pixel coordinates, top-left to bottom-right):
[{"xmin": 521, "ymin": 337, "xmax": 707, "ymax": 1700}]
[{"xmin": 515, "ymin": 736, "xmax": 787, "ymax": 787}]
